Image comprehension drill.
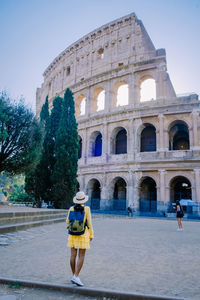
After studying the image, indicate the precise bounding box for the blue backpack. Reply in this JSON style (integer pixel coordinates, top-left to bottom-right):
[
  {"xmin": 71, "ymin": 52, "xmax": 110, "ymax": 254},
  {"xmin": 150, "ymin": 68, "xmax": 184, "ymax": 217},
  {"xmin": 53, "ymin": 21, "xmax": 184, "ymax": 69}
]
[{"xmin": 68, "ymin": 205, "xmax": 86, "ymax": 235}]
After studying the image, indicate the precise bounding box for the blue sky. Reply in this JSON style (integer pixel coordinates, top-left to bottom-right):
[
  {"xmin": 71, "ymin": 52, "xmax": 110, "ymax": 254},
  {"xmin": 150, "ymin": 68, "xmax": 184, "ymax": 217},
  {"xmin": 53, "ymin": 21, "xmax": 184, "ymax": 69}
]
[{"xmin": 0, "ymin": 0, "xmax": 199, "ymax": 111}]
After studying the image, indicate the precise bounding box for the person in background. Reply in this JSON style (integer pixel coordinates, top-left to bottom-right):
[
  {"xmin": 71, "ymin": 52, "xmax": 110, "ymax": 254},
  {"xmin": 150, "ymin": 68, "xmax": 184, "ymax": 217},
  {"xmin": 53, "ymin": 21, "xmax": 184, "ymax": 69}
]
[
  {"xmin": 66, "ymin": 191, "xmax": 94, "ymax": 286},
  {"xmin": 127, "ymin": 204, "xmax": 134, "ymax": 217},
  {"xmin": 174, "ymin": 200, "xmax": 184, "ymax": 231}
]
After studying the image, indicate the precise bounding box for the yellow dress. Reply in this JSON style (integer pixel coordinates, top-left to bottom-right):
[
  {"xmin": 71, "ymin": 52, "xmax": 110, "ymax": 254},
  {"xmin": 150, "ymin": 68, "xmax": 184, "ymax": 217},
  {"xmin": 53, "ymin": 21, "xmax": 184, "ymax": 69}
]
[{"xmin": 66, "ymin": 205, "xmax": 94, "ymax": 249}]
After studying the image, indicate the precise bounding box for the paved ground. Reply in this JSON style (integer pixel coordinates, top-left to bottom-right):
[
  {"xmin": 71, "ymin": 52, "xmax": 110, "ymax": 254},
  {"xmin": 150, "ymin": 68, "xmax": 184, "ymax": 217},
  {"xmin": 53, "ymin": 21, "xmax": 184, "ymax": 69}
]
[
  {"xmin": 0, "ymin": 206, "xmax": 200, "ymax": 299},
  {"xmin": 0, "ymin": 284, "xmax": 96, "ymax": 300}
]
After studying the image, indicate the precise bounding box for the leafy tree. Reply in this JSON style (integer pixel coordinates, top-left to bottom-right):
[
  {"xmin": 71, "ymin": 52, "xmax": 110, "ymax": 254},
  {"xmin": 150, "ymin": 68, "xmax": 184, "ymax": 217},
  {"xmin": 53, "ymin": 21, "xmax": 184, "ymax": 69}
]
[
  {"xmin": 51, "ymin": 88, "xmax": 79, "ymax": 208},
  {"xmin": 0, "ymin": 92, "xmax": 42, "ymax": 175}
]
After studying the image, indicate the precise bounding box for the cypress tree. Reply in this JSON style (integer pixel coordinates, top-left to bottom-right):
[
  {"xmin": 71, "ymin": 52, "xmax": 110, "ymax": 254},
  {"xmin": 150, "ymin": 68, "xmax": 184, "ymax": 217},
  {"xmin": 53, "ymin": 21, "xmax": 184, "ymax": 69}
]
[
  {"xmin": 25, "ymin": 96, "xmax": 50, "ymax": 207},
  {"xmin": 37, "ymin": 96, "xmax": 51, "ymax": 203},
  {"xmin": 48, "ymin": 96, "xmax": 63, "ymax": 174},
  {"xmin": 40, "ymin": 96, "xmax": 49, "ymax": 126},
  {"xmin": 51, "ymin": 88, "xmax": 79, "ymax": 208}
]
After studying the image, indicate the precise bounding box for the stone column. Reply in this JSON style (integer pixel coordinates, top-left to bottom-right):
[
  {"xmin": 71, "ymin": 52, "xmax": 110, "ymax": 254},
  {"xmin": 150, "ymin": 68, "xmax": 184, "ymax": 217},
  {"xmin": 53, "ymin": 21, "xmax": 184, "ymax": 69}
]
[
  {"xmin": 189, "ymin": 126, "xmax": 194, "ymax": 150},
  {"xmin": 105, "ymin": 79, "xmax": 112, "ymax": 113},
  {"xmin": 102, "ymin": 122, "xmax": 108, "ymax": 163},
  {"xmin": 133, "ymin": 73, "xmax": 139, "ymax": 105},
  {"xmin": 100, "ymin": 174, "xmax": 110, "ymax": 210},
  {"xmin": 100, "ymin": 185, "xmax": 108, "ymax": 210},
  {"xmin": 127, "ymin": 170, "xmax": 134, "ymax": 207},
  {"xmin": 133, "ymin": 119, "xmax": 143, "ymax": 153},
  {"xmin": 158, "ymin": 170, "xmax": 166, "ymax": 212},
  {"xmin": 78, "ymin": 175, "xmax": 84, "ymax": 191},
  {"xmin": 83, "ymin": 128, "xmax": 87, "ymax": 164},
  {"xmin": 158, "ymin": 114, "xmax": 165, "ymax": 151},
  {"xmin": 191, "ymin": 111, "xmax": 199, "ymax": 150},
  {"xmin": 128, "ymin": 74, "xmax": 135, "ymax": 107},
  {"xmin": 128, "ymin": 119, "xmax": 134, "ymax": 161},
  {"xmin": 86, "ymin": 87, "xmax": 92, "ymax": 117},
  {"xmin": 133, "ymin": 171, "xmax": 140, "ymax": 211},
  {"xmin": 194, "ymin": 169, "xmax": 200, "ymax": 215},
  {"xmin": 194, "ymin": 169, "xmax": 200, "ymax": 202}
]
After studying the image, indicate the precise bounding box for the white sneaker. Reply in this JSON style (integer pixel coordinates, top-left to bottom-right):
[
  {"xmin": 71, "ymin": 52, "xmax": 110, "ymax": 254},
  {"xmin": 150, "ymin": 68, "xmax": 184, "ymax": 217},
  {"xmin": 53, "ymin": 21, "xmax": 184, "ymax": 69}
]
[
  {"xmin": 71, "ymin": 275, "xmax": 76, "ymax": 284},
  {"xmin": 177, "ymin": 228, "xmax": 181, "ymax": 231},
  {"xmin": 71, "ymin": 275, "xmax": 84, "ymax": 287}
]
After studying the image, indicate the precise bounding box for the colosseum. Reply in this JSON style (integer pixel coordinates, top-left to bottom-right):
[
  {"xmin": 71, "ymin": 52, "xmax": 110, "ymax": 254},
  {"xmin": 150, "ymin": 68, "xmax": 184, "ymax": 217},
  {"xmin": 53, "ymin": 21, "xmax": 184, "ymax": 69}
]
[{"xmin": 36, "ymin": 13, "xmax": 200, "ymax": 216}]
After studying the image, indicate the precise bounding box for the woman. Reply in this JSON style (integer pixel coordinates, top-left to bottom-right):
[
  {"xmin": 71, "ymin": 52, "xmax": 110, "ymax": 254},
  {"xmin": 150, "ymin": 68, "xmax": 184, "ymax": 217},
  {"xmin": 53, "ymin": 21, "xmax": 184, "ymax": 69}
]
[
  {"xmin": 175, "ymin": 200, "xmax": 184, "ymax": 231},
  {"xmin": 66, "ymin": 191, "xmax": 94, "ymax": 286}
]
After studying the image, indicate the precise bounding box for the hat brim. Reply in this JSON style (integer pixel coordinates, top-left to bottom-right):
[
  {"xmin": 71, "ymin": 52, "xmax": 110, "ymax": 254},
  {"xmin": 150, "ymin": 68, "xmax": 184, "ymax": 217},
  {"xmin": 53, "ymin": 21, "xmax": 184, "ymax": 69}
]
[{"xmin": 73, "ymin": 195, "xmax": 88, "ymax": 204}]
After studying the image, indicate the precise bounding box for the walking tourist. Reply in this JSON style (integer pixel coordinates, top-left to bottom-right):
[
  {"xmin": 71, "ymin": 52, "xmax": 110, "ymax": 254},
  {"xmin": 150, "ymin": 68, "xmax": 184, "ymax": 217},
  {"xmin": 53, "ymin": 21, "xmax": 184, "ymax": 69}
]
[
  {"xmin": 174, "ymin": 200, "xmax": 184, "ymax": 231},
  {"xmin": 127, "ymin": 204, "xmax": 134, "ymax": 217},
  {"xmin": 66, "ymin": 191, "xmax": 94, "ymax": 286}
]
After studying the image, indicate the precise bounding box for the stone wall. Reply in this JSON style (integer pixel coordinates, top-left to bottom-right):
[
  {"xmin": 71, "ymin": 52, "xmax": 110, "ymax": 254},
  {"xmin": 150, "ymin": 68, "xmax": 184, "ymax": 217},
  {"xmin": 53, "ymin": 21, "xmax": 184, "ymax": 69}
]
[{"xmin": 36, "ymin": 13, "xmax": 200, "ymax": 214}]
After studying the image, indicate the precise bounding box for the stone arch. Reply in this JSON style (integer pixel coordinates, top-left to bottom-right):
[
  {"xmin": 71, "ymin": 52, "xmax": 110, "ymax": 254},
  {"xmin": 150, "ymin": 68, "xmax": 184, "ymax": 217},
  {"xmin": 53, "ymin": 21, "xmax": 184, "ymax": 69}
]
[
  {"xmin": 140, "ymin": 123, "xmax": 156, "ymax": 152},
  {"xmin": 136, "ymin": 123, "xmax": 157, "ymax": 152},
  {"xmin": 168, "ymin": 120, "xmax": 190, "ymax": 150},
  {"xmin": 110, "ymin": 127, "xmax": 127, "ymax": 154},
  {"xmin": 139, "ymin": 75, "xmax": 156, "ymax": 102},
  {"xmin": 75, "ymin": 94, "xmax": 86, "ymax": 117},
  {"xmin": 92, "ymin": 87, "xmax": 105, "ymax": 112},
  {"xmin": 86, "ymin": 178, "xmax": 101, "ymax": 210},
  {"xmin": 139, "ymin": 176, "xmax": 157, "ymax": 212},
  {"xmin": 78, "ymin": 135, "xmax": 82, "ymax": 159},
  {"xmin": 110, "ymin": 176, "xmax": 127, "ymax": 210},
  {"xmin": 169, "ymin": 176, "xmax": 192, "ymax": 202},
  {"xmin": 88, "ymin": 131, "xmax": 102, "ymax": 157},
  {"xmin": 97, "ymin": 48, "xmax": 104, "ymax": 59},
  {"xmin": 112, "ymin": 81, "xmax": 129, "ymax": 107}
]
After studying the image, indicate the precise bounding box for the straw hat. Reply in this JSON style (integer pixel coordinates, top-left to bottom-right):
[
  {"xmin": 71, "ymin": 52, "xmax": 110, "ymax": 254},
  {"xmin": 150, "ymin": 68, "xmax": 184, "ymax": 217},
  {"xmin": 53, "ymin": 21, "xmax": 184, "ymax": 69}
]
[{"xmin": 73, "ymin": 191, "xmax": 88, "ymax": 204}]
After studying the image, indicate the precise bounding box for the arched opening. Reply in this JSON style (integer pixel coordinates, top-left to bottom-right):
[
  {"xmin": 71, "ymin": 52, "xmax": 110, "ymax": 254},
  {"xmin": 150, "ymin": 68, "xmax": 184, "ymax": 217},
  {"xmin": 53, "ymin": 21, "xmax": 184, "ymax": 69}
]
[
  {"xmin": 169, "ymin": 122, "xmax": 189, "ymax": 150},
  {"xmin": 116, "ymin": 84, "xmax": 129, "ymax": 106},
  {"xmin": 89, "ymin": 131, "xmax": 102, "ymax": 157},
  {"xmin": 92, "ymin": 88, "xmax": 105, "ymax": 112},
  {"xmin": 75, "ymin": 94, "xmax": 86, "ymax": 117},
  {"xmin": 140, "ymin": 78, "xmax": 156, "ymax": 102},
  {"xmin": 78, "ymin": 136, "xmax": 82, "ymax": 159},
  {"xmin": 80, "ymin": 97, "xmax": 86, "ymax": 115},
  {"xmin": 170, "ymin": 176, "xmax": 192, "ymax": 203},
  {"xmin": 113, "ymin": 128, "xmax": 127, "ymax": 154},
  {"xmin": 87, "ymin": 179, "xmax": 101, "ymax": 210},
  {"xmin": 139, "ymin": 177, "xmax": 157, "ymax": 212},
  {"xmin": 113, "ymin": 81, "xmax": 129, "ymax": 107},
  {"xmin": 97, "ymin": 90, "xmax": 105, "ymax": 111},
  {"xmin": 169, "ymin": 176, "xmax": 192, "ymax": 213},
  {"xmin": 140, "ymin": 124, "xmax": 156, "ymax": 152},
  {"xmin": 113, "ymin": 177, "xmax": 126, "ymax": 210},
  {"xmin": 97, "ymin": 48, "xmax": 104, "ymax": 59}
]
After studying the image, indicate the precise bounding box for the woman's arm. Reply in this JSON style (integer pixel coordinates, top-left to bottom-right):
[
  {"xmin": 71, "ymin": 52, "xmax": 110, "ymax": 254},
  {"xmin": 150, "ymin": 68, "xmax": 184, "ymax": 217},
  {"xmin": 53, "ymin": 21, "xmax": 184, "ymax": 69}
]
[
  {"xmin": 66, "ymin": 207, "xmax": 71, "ymax": 225},
  {"xmin": 86, "ymin": 206, "xmax": 94, "ymax": 239}
]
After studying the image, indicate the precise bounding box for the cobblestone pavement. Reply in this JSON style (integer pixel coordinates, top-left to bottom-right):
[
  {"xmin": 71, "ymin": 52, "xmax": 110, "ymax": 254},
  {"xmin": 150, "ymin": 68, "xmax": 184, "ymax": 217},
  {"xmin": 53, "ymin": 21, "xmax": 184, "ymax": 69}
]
[{"xmin": 0, "ymin": 212, "xmax": 200, "ymax": 300}]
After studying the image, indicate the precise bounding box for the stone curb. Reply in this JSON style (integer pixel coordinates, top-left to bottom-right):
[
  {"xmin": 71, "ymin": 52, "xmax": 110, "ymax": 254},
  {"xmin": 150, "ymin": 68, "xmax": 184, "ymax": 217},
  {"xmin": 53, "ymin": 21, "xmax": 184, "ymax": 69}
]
[{"xmin": 0, "ymin": 278, "xmax": 184, "ymax": 300}]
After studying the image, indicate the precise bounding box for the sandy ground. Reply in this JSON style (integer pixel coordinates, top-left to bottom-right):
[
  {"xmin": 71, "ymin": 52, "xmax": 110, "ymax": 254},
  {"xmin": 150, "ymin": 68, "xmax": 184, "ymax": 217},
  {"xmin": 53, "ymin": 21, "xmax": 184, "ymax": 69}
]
[{"xmin": 0, "ymin": 212, "xmax": 199, "ymax": 300}]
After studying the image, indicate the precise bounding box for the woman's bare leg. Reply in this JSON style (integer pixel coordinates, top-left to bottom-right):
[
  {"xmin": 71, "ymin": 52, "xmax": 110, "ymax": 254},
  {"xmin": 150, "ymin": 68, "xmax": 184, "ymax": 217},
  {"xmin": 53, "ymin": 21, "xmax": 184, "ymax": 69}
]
[
  {"xmin": 177, "ymin": 218, "xmax": 183, "ymax": 229},
  {"xmin": 179, "ymin": 218, "xmax": 183, "ymax": 229},
  {"xmin": 70, "ymin": 248, "xmax": 77, "ymax": 275},
  {"xmin": 75, "ymin": 249, "xmax": 86, "ymax": 277}
]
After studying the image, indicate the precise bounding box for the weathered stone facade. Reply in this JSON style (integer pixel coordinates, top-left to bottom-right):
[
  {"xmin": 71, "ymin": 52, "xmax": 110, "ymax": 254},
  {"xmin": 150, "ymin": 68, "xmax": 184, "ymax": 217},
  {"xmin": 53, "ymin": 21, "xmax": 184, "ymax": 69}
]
[{"xmin": 36, "ymin": 13, "xmax": 200, "ymax": 215}]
